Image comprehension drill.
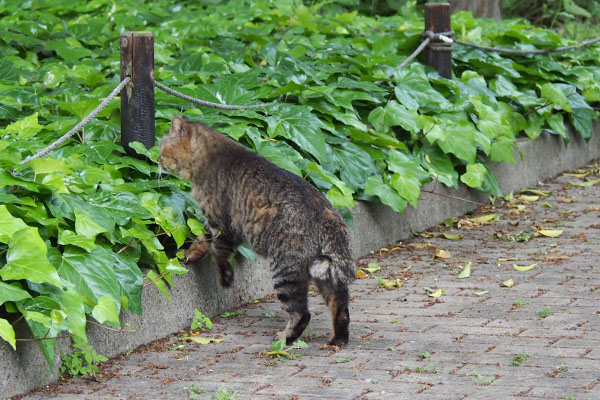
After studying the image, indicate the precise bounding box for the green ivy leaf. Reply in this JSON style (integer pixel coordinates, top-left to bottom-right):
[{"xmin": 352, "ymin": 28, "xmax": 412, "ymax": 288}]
[
  {"xmin": 92, "ymin": 296, "xmax": 121, "ymax": 328},
  {"xmin": 307, "ymin": 162, "xmax": 355, "ymax": 208},
  {"xmin": 540, "ymin": 83, "xmax": 572, "ymax": 112},
  {"xmin": 237, "ymin": 243, "xmax": 258, "ymax": 264},
  {"xmin": 426, "ymin": 120, "xmax": 477, "ymax": 164},
  {"xmin": 266, "ymin": 105, "xmax": 329, "ymax": 163},
  {"xmin": 75, "ymin": 209, "xmax": 108, "ymax": 240},
  {"xmin": 470, "ymin": 97, "xmax": 512, "ymax": 139},
  {"xmin": 415, "ymin": 142, "xmax": 458, "ymax": 188},
  {"xmin": 3, "ymin": 112, "xmax": 43, "ymax": 139},
  {"xmin": 45, "ymin": 38, "xmax": 94, "ymax": 62},
  {"xmin": 0, "ymin": 318, "xmax": 16, "ymax": 350},
  {"xmin": 0, "ymin": 170, "xmax": 40, "ymax": 192},
  {"xmin": 369, "ymin": 100, "xmax": 419, "ymax": 137},
  {"xmin": 52, "ymin": 288, "xmax": 87, "ymax": 341},
  {"xmin": 460, "ymin": 163, "xmax": 487, "ymax": 188},
  {"xmin": 61, "ymin": 246, "xmax": 123, "ymax": 315},
  {"xmin": 390, "ymin": 173, "xmax": 421, "ymax": 208},
  {"xmin": 364, "ymin": 175, "xmax": 407, "ymax": 213},
  {"xmin": 392, "ymin": 64, "xmax": 451, "ymax": 112},
  {"xmin": 0, "ymin": 205, "xmax": 28, "ymax": 243},
  {"xmin": 1, "ymin": 227, "xmax": 63, "ymax": 288},
  {"xmin": 0, "ymin": 281, "xmax": 32, "ymax": 306},
  {"xmin": 490, "ymin": 137, "xmax": 515, "ymax": 163},
  {"xmin": 387, "ymin": 150, "xmax": 430, "ymax": 183},
  {"xmin": 58, "ymin": 230, "xmax": 96, "ymax": 252},
  {"xmin": 545, "ymin": 113, "xmax": 568, "ymax": 142}
]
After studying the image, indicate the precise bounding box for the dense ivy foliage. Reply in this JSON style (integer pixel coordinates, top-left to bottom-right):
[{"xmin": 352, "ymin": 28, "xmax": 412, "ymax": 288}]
[{"xmin": 0, "ymin": 0, "xmax": 598, "ymax": 368}]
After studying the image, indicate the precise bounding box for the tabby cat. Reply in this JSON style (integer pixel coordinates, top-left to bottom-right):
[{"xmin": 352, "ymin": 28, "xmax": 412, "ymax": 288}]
[{"xmin": 158, "ymin": 116, "xmax": 355, "ymax": 346}]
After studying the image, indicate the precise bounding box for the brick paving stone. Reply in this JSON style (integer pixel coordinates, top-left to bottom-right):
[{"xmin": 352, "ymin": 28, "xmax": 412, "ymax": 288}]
[{"xmin": 18, "ymin": 165, "xmax": 600, "ymax": 399}]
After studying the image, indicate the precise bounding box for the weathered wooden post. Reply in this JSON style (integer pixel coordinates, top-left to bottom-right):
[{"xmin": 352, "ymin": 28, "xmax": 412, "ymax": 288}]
[
  {"xmin": 120, "ymin": 31, "xmax": 155, "ymax": 157},
  {"xmin": 425, "ymin": 3, "xmax": 452, "ymax": 79}
]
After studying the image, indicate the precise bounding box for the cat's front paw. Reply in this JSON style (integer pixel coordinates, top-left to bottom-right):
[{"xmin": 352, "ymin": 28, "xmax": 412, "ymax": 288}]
[
  {"xmin": 328, "ymin": 335, "xmax": 348, "ymax": 347},
  {"xmin": 183, "ymin": 240, "xmax": 210, "ymax": 264}
]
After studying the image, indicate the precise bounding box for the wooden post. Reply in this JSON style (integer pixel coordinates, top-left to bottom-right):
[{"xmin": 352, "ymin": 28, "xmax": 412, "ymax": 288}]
[
  {"xmin": 425, "ymin": 3, "xmax": 452, "ymax": 79},
  {"xmin": 120, "ymin": 32, "xmax": 155, "ymax": 157}
]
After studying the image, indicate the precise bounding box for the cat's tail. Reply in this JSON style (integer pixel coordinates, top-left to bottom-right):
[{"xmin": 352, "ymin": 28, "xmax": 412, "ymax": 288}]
[
  {"xmin": 309, "ymin": 220, "xmax": 355, "ymax": 289},
  {"xmin": 309, "ymin": 255, "xmax": 355, "ymax": 289}
]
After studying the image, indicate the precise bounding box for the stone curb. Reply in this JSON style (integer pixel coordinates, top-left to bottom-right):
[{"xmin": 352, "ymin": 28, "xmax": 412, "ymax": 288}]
[{"xmin": 2, "ymin": 123, "xmax": 599, "ymax": 399}]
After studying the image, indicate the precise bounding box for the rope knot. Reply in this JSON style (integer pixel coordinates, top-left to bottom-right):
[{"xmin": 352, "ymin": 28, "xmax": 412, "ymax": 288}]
[{"xmin": 423, "ymin": 30, "xmax": 454, "ymax": 52}]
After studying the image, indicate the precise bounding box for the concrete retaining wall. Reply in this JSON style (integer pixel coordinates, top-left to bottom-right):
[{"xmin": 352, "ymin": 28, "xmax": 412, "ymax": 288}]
[{"xmin": 2, "ymin": 124, "xmax": 599, "ymax": 398}]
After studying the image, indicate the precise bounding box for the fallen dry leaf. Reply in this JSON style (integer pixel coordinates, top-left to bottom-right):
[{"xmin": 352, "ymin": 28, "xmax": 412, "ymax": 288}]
[
  {"xmin": 538, "ymin": 229, "xmax": 563, "ymax": 238},
  {"xmin": 435, "ymin": 248, "xmax": 451, "ymax": 259},
  {"xmin": 501, "ymin": 279, "xmax": 515, "ymax": 288},
  {"xmin": 356, "ymin": 269, "xmax": 369, "ymax": 279},
  {"xmin": 569, "ymin": 178, "xmax": 600, "ymax": 187},
  {"xmin": 443, "ymin": 233, "xmax": 463, "ymax": 240},
  {"xmin": 513, "ymin": 263, "xmax": 537, "ymax": 272},
  {"xmin": 424, "ymin": 287, "xmax": 444, "ymax": 298},
  {"xmin": 520, "ymin": 195, "xmax": 539, "ymax": 202},
  {"xmin": 521, "ymin": 189, "xmax": 551, "ymax": 196},
  {"xmin": 468, "ymin": 213, "xmax": 497, "ymax": 224},
  {"xmin": 457, "ymin": 262, "xmax": 472, "ymax": 279},
  {"xmin": 182, "ymin": 336, "xmax": 224, "ymax": 345},
  {"xmin": 375, "ymin": 276, "xmax": 403, "ymax": 289}
]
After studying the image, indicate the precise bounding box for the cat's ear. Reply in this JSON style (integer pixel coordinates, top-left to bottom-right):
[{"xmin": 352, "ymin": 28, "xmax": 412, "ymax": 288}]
[{"xmin": 171, "ymin": 116, "xmax": 188, "ymax": 137}]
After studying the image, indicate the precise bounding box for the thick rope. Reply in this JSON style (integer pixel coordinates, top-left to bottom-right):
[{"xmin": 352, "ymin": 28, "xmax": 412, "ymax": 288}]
[
  {"xmin": 20, "ymin": 77, "xmax": 131, "ymax": 165},
  {"xmin": 423, "ymin": 30, "xmax": 600, "ymax": 55},
  {"xmin": 455, "ymin": 36, "xmax": 600, "ymax": 54},
  {"xmin": 153, "ymin": 80, "xmax": 269, "ymax": 110},
  {"xmin": 387, "ymin": 37, "xmax": 431, "ymax": 77},
  {"xmin": 391, "ymin": 31, "xmax": 600, "ymax": 74}
]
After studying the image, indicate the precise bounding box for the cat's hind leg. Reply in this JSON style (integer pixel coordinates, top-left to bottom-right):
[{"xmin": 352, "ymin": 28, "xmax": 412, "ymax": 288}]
[
  {"xmin": 210, "ymin": 235, "xmax": 236, "ymax": 287},
  {"xmin": 315, "ymin": 282, "xmax": 350, "ymax": 346},
  {"xmin": 272, "ymin": 265, "xmax": 311, "ymax": 345}
]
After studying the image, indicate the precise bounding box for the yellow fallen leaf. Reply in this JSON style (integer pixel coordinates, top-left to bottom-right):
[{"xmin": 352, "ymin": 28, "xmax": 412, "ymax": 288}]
[
  {"xmin": 408, "ymin": 243, "xmax": 430, "ymax": 249},
  {"xmin": 457, "ymin": 262, "xmax": 472, "ymax": 279},
  {"xmin": 183, "ymin": 336, "xmax": 224, "ymax": 344},
  {"xmin": 513, "ymin": 263, "xmax": 537, "ymax": 272},
  {"xmin": 435, "ymin": 248, "xmax": 451, "ymax": 259},
  {"xmin": 376, "ymin": 276, "xmax": 403, "ymax": 289},
  {"xmin": 538, "ymin": 229, "xmax": 563, "ymax": 238},
  {"xmin": 356, "ymin": 269, "xmax": 369, "ymax": 279},
  {"xmin": 468, "ymin": 214, "xmax": 497, "ymax": 224},
  {"xmin": 520, "ymin": 195, "xmax": 539, "ymax": 202},
  {"xmin": 563, "ymin": 172, "xmax": 589, "ymax": 178},
  {"xmin": 426, "ymin": 289, "xmax": 444, "ymax": 298},
  {"xmin": 443, "ymin": 233, "xmax": 463, "ymax": 240},
  {"xmin": 473, "ymin": 290, "xmax": 489, "ymax": 296},
  {"xmin": 521, "ymin": 189, "xmax": 551, "ymax": 196},
  {"xmin": 569, "ymin": 178, "xmax": 600, "ymax": 187},
  {"xmin": 501, "ymin": 279, "xmax": 515, "ymax": 288}
]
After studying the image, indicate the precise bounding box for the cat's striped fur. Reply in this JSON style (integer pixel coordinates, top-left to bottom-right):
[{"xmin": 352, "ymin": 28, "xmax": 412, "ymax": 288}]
[{"xmin": 158, "ymin": 116, "xmax": 355, "ymax": 346}]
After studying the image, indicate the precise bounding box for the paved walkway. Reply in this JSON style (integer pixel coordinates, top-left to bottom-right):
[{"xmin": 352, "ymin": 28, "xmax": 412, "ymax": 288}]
[{"xmin": 20, "ymin": 164, "xmax": 600, "ymax": 400}]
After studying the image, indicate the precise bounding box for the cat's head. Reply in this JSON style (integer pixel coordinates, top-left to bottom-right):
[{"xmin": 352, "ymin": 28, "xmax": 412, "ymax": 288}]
[{"xmin": 158, "ymin": 116, "xmax": 195, "ymax": 180}]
